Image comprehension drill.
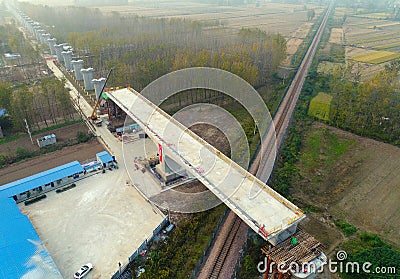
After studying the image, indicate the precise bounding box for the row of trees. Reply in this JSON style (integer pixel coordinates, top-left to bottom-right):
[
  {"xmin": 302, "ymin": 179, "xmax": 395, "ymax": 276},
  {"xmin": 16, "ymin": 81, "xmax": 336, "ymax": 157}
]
[
  {"xmin": 328, "ymin": 60, "xmax": 400, "ymax": 144},
  {"xmin": 21, "ymin": 3, "xmax": 287, "ymax": 90},
  {"xmin": 0, "ymin": 21, "xmax": 49, "ymax": 83},
  {"xmin": 0, "ymin": 78, "xmax": 77, "ymax": 132},
  {"xmin": 0, "ymin": 23, "xmax": 41, "ymax": 62}
]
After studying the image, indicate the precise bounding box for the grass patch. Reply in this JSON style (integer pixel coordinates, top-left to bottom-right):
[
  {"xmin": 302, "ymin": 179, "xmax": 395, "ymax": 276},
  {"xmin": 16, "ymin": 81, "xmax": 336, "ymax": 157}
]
[
  {"xmin": 300, "ymin": 127, "xmax": 354, "ymax": 174},
  {"xmin": 350, "ymin": 51, "xmax": 400, "ymax": 64},
  {"xmin": 335, "ymin": 219, "xmax": 358, "ymax": 236},
  {"xmin": 0, "ymin": 119, "xmax": 82, "ymax": 145},
  {"xmin": 308, "ymin": 92, "xmax": 332, "ymax": 121},
  {"xmin": 31, "ymin": 119, "xmax": 82, "ymax": 135},
  {"xmin": 0, "ymin": 134, "xmax": 22, "ymax": 145},
  {"xmin": 340, "ymin": 232, "xmax": 400, "ymax": 279},
  {"xmin": 317, "ymin": 61, "xmax": 343, "ymax": 75},
  {"xmin": 136, "ymin": 205, "xmax": 227, "ymax": 279}
]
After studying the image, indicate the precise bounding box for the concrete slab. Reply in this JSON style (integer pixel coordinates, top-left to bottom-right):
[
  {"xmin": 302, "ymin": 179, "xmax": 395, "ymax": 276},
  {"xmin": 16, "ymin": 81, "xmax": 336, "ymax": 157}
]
[
  {"xmin": 107, "ymin": 87, "xmax": 304, "ymax": 240},
  {"xmin": 20, "ymin": 168, "xmax": 163, "ymax": 279}
]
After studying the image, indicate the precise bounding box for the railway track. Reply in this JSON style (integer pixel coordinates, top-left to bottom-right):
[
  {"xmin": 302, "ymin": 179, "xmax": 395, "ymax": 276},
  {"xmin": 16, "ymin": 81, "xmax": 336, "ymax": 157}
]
[
  {"xmin": 208, "ymin": 215, "xmax": 242, "ymax": 279},
  {"xmin": 197, "ymin": 1, "xmax": 334, "ymax": 278}
]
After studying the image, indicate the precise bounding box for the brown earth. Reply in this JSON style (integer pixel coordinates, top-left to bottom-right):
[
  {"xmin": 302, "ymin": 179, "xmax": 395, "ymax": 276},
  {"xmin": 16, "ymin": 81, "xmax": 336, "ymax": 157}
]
[
  {"xmin": 0, "ymin": 138, "xmax": 104, "ymax": 186},
  {"xmin": 0, "ymin": 122, "xmax": 89, "ymax": 157},
  {"xmin": 190, "ymin": 123, "xmax": 231, "ymax": 156},
  {"xmin": 300, "ymin": 214, "xmax": 344, "ymax": 254},
  {"xmin": 294, "ymin": 122, "xmax": 400, "ymax": 249}
]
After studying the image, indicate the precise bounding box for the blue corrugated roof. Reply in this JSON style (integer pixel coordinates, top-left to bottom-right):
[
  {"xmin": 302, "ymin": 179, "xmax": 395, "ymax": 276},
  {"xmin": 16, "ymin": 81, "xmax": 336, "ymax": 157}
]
[
  {"xmin": 97, "ymin": 151, "xmax": 114, "ymax": 164},
  {"xmin": 0, "ymin": 197, "xmax": 63, "ymax": 279},
  {"xmin": 0, "ymin": 161, "xmax": 84, "ymax": 198}
]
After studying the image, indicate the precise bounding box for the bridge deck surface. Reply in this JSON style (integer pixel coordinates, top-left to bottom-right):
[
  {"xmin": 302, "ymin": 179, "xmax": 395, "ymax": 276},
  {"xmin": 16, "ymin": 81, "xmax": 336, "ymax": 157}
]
[{"xmin": 107, "ymin": 87, "xmax": 304, "ymax": 239}]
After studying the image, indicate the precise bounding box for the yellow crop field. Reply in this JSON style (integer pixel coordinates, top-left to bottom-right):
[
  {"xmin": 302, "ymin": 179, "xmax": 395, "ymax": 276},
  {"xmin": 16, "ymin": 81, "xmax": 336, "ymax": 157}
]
[
  {"xmin": 308, "ymin": 92, "xmax": 333, "ymax": 121},
  {"xmin": 350, "ymin": 51, "xmax": 400, "ymax": 64}
]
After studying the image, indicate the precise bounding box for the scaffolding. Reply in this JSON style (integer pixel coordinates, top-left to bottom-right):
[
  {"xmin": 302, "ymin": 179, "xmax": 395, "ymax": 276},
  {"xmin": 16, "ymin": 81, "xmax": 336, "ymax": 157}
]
[{"xmin": 261, "ymin": 229, "xmax": 325, "ymax": 279}]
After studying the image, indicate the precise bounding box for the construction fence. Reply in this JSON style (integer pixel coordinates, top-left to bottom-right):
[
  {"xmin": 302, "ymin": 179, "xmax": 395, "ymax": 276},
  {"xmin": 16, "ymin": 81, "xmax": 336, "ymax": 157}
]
[{"xmin": 110, "ymin": 215, "xmax": 169, "ymax": 279}]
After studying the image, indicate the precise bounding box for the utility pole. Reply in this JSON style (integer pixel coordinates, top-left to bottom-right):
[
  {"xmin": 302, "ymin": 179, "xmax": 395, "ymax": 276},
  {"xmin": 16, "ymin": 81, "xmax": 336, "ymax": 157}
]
[{"xmin": 24, "ymin": 118, "xmax": 33, "ymax": 145}]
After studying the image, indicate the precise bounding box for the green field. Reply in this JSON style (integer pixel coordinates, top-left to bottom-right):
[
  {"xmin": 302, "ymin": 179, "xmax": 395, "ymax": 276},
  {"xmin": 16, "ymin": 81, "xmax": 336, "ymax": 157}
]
[
  {"xmin": 351, "ymin": 51, "xmax": 400, "ymax": 64},
  {"xmin": 308, "ymin": 92, "xmax": 333, "ymax": 121},
  {"xmin": 317, "ymin": 61, "xmax": 343, "ymax": 75},
  {"xmin": 374, "ymin": 42, "xmax": 400, "ymax": 50}
]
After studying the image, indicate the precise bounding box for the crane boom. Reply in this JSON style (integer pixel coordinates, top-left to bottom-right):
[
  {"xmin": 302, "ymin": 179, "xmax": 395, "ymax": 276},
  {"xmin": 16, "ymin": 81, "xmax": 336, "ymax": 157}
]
[{"xmin": 89, "ymin": 68, "xmax": 114, "ymax": 121}]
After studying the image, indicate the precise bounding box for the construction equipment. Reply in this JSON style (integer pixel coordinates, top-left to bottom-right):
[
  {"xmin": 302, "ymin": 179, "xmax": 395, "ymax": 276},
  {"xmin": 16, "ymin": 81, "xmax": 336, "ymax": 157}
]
[{"xmin": 89, "ymin": 68, "xmax": 113, "ymax": 122}]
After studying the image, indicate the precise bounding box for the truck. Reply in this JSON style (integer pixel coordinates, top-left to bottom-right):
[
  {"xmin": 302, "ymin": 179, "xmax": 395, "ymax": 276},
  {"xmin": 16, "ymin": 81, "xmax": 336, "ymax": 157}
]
[{"xmin": 94, "ymin": 119, "xmax": 103, "ymax": 127}]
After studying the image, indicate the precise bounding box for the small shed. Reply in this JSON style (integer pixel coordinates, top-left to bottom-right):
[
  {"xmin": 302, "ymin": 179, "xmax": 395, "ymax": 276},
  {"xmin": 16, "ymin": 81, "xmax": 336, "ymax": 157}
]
[
  {"xmin": 37, "ymin": 134, "xmax": 56, "ymax": 148},
  {"xmin": 96, "ymin": 151, "xmax": 115, "ymax": 168},
  {"xmin": 82, "ymin": 161, "xmax": 102, "ymax": 173},
  {"xmin": 4, "ymin": 53, "xmax": 21, "ymax": 60}
]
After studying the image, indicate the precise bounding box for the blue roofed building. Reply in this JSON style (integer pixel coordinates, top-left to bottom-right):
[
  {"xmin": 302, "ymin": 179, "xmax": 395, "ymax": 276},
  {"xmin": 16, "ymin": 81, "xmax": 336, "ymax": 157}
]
[
  {"xmin": 0, "ymin": 160, "xmax": 84, "ymax": 202},
  {"xmin": 0, "ymin": 197, "xmax": 63, "ymax": 279},
  {"xmin": 96, "ymin": 151, "xmax": 115, "ymax": 168}
]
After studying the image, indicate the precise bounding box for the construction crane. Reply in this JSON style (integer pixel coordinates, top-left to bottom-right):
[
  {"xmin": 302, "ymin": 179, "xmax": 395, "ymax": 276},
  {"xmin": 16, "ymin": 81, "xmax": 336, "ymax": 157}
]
[{"xmin": 89, "ymin": 68, "xmax": 114, "ymax": 124}]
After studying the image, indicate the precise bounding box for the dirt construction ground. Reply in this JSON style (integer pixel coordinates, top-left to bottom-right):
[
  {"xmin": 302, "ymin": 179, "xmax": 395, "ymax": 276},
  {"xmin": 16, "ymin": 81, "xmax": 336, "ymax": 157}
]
[
  {"xmin": 294, "ymin": 122, "xmax": 400, "ymax": 249},
  {"xmin": 0, "ymin": 138, "xmax": 104, "ymax": 185}
]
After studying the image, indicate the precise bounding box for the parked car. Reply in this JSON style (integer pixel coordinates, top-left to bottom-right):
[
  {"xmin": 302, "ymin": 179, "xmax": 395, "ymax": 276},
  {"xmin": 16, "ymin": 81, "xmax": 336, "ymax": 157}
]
[{"xmin": 73, "ymin": 263, "xmax": 93, "ymax": 279}]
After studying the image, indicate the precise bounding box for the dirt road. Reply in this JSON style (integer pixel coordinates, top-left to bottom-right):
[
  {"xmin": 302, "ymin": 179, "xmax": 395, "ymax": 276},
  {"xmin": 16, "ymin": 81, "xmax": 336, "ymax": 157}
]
[{"xmin": 0, "ymin": 139, "xmax": 104, "ymax": 185}]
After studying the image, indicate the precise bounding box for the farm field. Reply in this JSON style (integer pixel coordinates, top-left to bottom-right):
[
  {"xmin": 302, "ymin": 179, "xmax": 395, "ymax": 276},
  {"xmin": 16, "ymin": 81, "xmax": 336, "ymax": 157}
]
[
  {"xmin": 99, "ymin": 2, "xmax": 323, "ymax": 36},
  {"xmin": 293, "ymin": 122, "xmax": 400, "ymax": 249},
  {"xmin": 97, "ymin": 2, "xmax": 324, "ymax": 67},
  {"xmin": 350, "ymin": 50, "xmax": 400, "ymax": 64},
  {"xmin": 340, "ymin": 13, "xmax": 400, "ymax": 79},
  {"xmin": 344, "ymin": 15, "xmax": 400, "ymax": 51}
]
